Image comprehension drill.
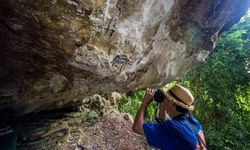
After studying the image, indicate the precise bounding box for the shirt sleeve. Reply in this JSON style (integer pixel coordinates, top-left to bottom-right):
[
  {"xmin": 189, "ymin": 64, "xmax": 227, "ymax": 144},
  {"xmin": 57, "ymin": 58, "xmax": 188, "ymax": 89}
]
[
  {"xmin": 143, "ymin": 122, "xmax": 169, "ymax": 148},
  {"xmin": 197, "ymin": 123, "xmax": 202, "ymax": 132},
  {"xmin": 190, "ymin": 116, "xmax": 202, "ymax": 132}
]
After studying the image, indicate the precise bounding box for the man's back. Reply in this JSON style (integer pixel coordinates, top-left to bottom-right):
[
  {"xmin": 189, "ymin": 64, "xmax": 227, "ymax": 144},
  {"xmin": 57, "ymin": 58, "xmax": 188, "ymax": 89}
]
[{"xmin": 143, "ymin": 114, "xmax": 204, "ymax": 150}]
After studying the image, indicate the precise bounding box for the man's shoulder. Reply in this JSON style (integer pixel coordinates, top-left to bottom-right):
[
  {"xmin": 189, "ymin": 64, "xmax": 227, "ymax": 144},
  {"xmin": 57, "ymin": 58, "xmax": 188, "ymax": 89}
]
[
  {"xmin": 164, "ymin": 115, "xmax": 202, "ymax": 130},
  {"xmin": 160, "ymin": 118, "xmax": 188, "ymax": 133},
  {"xmin": 187, "ymin": 115, "xmax": 203, "ymax": 131},
  {"xmin": 144, "ymin": 115, "xmax": 202, "ymax": 133}
]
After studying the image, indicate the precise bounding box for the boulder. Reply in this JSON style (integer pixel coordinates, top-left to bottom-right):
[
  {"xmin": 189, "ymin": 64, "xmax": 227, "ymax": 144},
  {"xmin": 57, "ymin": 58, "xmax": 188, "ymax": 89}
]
[{"xmin": 0, "ymin": 0, "xmax": 249, "ymax": 114}]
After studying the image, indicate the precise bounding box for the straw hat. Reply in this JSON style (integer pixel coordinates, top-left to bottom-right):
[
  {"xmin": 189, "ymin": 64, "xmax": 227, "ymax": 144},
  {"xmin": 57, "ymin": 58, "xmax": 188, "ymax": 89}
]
[{"xmin": 161, "ymin": 84, "xmax": 195, "ymax": 111}]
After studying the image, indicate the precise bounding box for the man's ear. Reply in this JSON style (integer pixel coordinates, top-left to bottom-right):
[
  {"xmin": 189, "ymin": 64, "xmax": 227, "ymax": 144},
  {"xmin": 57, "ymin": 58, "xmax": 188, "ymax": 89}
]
[{"xmin": 170, "ymin": 101, "xmax": 176, "ymax": 108}]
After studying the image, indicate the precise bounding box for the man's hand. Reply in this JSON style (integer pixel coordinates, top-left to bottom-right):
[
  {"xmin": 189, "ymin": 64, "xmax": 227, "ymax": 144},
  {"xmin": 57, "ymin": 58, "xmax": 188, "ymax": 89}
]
[{"xmin": 142, "ymin": 88, "xmax": 156, "ymax": 104}]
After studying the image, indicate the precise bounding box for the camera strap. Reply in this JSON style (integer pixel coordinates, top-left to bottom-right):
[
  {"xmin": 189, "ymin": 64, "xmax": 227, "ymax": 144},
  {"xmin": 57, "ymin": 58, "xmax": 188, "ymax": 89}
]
[
  {"xmin": 155, "ymin": 103, "xmax": 163, "ymax": 123},
  {"xmin": 184, "ymin": 119, "xmax": 207, "ymax": 150}
]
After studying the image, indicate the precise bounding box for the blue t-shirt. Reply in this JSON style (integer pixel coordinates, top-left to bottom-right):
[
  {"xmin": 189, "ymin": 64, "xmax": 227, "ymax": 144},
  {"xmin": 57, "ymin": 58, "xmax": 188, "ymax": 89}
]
[{"xmin": 143, "ymin": 115, "xmax": 202, "ymax": 150}]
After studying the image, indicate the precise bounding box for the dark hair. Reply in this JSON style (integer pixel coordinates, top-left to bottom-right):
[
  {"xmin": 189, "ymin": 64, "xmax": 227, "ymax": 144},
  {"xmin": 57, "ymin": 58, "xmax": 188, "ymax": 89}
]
[{"xmin": 176, "ymin": 105, "xmax": 188, "ymax": 114}]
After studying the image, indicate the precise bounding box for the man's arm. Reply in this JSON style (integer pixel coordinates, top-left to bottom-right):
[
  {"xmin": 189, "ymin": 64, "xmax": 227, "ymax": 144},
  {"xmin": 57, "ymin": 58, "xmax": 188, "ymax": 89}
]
[
  {"xmin": 132, "ymin": 88, "xmax": 156, "ymax": 135},
  {"xmin": 196, "ymin": 131, "xmax": 207, "ymax": 149},
  {"xmin": 132, "ymin": 102, "xmax": 148, "ymax": 135}
]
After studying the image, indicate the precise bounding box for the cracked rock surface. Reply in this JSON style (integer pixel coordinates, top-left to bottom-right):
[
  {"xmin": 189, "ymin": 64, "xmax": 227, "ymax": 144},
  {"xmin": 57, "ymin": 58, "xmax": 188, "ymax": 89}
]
[{"xmin": 0, "ymin": 0, "xmax": 249, "ymax": 114}]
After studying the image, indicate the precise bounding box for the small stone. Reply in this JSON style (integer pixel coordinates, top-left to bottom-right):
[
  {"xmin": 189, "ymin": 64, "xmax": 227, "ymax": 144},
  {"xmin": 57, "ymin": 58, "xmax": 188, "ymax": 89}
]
[
  {"xmin": 93, "ymin": 95, "xmax": 104, "ymax": 108},
  {"xmin": 67, "ymin": 0, "xmax": 79, "ymax": 6}
]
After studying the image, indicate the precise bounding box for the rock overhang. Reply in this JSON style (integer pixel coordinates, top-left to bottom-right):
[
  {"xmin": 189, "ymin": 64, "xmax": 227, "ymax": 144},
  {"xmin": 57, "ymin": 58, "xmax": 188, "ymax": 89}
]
[{"xmin": 0, "ymin": 0, "xmax": 249, "ymax": 115}]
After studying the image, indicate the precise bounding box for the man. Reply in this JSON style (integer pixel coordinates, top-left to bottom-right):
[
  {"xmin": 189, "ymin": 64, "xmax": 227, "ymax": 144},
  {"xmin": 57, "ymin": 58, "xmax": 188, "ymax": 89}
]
[{"xmin": 132, "ymin": 84, "xmax": 206, "ymax": 150}]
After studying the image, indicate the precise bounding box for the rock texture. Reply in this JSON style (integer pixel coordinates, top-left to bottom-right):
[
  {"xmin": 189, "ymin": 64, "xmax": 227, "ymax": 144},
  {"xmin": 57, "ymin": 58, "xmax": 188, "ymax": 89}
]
[
  {"xmin": 0, "ymin": 0, "xmax": 250, "ymax": 114},
  {"xmin": 16, "ymin": 94, "xmax": 147, "ymax": 150}
]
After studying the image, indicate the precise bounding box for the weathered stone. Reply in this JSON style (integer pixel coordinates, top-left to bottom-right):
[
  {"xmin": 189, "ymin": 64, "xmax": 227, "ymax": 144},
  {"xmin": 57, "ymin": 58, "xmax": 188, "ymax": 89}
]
[
  {"xmin": 14, "ymin": 94, "xmax": 146, "ymax": 149},
  {"xmin": 0, "ymin": 0, "xmax": 249, "ymax": 114}
]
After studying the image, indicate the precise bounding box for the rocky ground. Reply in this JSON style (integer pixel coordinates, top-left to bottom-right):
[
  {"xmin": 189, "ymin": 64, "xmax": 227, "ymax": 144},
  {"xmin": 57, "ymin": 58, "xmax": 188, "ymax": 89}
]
[
  {"xmin": 11, "ymin": 94, "xmax": 147, "ymax": 150},
  {"xmin": 57, "ymin": 112, "xmax": 147, "ymax": 150}
]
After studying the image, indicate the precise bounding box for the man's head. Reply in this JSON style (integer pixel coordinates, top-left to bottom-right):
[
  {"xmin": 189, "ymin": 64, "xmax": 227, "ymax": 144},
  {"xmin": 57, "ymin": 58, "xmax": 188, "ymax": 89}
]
[{"xmin": 161, "ymin": 84, "xmax": 194, "ymax": 114}]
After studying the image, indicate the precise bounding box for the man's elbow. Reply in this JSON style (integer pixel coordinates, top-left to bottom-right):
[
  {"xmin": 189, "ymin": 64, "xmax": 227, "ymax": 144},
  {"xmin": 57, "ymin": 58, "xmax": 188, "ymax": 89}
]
[
  {"xmin": 132, "ymin": 124, "xmax": 138, "ymax": 133},
  {"xmin": 132, "ymin": 124, "xmax": 144, "ymax": 135}
]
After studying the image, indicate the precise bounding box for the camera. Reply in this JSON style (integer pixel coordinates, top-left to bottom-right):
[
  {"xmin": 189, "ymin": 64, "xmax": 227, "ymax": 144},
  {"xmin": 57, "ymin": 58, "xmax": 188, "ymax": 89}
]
[{"xmin": 153, "ymin": 90, "xmax": 165, "ymax": 103}]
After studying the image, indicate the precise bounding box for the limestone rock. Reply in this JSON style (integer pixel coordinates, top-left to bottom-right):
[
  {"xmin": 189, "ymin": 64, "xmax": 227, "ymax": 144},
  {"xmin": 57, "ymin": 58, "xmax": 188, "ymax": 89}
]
[{"xmin": 0, "ymin": 0, "xmax": 249, "ymax": 114}]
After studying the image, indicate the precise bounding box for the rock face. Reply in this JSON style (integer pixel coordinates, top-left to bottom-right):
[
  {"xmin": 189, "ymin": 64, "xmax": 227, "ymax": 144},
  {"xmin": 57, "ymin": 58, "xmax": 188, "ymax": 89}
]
[{"xmin": 0, "ymin": 0, "xmax": 249, "ymax": 114}]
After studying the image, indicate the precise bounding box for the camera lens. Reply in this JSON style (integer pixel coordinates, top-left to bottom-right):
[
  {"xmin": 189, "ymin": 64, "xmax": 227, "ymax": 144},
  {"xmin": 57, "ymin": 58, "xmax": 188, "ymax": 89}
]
[{"xmin": 153, "ymin": 90, "xmax": 165, "ymax": 103}]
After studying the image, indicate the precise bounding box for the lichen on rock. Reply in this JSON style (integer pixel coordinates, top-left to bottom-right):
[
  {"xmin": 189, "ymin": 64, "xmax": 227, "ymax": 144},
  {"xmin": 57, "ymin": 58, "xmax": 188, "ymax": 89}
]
[{"xmin": 86, "ymin": 111, "xmax": 99, "ymax": 125}]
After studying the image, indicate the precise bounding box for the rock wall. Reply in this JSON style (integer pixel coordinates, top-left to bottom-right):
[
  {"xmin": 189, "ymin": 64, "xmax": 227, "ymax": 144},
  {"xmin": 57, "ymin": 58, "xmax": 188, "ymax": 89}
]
[{"xmin": 0, "ymin": 0, "xmax": 249, "ymax": 114}]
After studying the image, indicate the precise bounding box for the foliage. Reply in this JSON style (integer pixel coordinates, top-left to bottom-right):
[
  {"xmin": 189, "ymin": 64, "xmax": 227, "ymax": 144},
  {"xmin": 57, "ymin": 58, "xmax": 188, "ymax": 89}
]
[
  {"xmin": 119, "ymin": 91, "xmax": 157, "ymax": 122},
  {"xmin": 181, "ymin": 14, "xmax": 250, "ymax": 150},
  {"xmin": 119, "ymin": 14, "xmax": 250, "ymax": 150}
]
